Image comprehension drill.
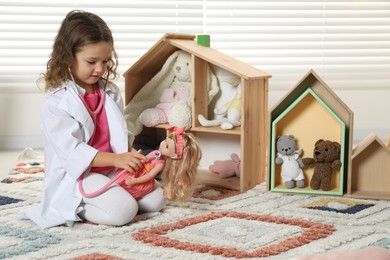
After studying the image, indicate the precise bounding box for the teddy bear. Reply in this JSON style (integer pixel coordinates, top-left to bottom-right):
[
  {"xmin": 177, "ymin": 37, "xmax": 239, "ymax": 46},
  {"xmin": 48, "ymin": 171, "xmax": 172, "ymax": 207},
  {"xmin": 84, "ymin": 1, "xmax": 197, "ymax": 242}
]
[
  {"xmin": 302, "ymin": 139, "xmax": 341, "ymax": 191},
  {"xmin": 209, "ymin": 153, "xmax": 240, "ymax": 178},
  {"xmin": 275, "ymin": 135, "xmax": 305, "ymax": 189},
  {"xmin": 198, "ymin": 84, "xmax": 241, "ymax": 130},
  {"xmin": 124, "ymin": 50, "xmax": 220, "ymax": 135}
]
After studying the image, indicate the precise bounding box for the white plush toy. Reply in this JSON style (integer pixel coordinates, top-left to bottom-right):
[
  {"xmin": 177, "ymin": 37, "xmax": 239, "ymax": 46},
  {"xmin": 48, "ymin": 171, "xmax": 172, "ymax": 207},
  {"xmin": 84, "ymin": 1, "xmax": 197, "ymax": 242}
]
[
  {"xmin": 124, "ymin": 50, "xmax": 219, "ymax": 135},
  {"xmin": 198, "ymin": 84, "xmax": 241, "ymax": 130},
  {"xmin": 139, "ymin": 51, "xmax": 192, "ymax": 128}
]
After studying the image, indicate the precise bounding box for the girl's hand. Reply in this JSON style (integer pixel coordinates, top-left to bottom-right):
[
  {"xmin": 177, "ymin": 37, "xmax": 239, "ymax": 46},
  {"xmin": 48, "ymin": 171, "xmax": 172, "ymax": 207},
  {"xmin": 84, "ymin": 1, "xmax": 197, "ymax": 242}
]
[
  {"xmin": 114, "ymin": 149, "xmax": 146, "ymax": 173},
  {"xmin": 91, "ymin": 149, "xmax": 147, "ymax": 173}
]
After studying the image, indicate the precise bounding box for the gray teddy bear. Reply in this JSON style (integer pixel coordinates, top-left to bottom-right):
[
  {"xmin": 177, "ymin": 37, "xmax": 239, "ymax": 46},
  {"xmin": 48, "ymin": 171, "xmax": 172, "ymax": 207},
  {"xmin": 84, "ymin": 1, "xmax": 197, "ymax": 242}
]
[{"xmin": 275, "ymin": 135, "xmax": 305, "ymax": 189}]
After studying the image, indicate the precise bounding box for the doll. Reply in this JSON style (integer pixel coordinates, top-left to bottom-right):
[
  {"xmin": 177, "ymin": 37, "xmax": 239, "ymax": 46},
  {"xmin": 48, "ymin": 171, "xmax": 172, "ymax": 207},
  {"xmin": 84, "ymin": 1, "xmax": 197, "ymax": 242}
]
[{"xmin": 78, "ymin": 126, "xmax": 201, "ymax": 202}]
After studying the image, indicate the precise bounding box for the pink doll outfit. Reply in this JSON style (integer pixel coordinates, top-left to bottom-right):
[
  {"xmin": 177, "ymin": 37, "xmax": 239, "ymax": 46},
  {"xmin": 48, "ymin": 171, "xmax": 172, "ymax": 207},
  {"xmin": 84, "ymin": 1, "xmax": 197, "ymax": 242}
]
[
  {"xmin": 78, "ymin": 126, "xmax": 186, "ymax": 200},
  {"xmin": 115, "ymin": 150, "xmax": 165, "ymax": 199},
  {"xmin": 78, "ymin": 150, "xmax": 165, "ymax": 200}
]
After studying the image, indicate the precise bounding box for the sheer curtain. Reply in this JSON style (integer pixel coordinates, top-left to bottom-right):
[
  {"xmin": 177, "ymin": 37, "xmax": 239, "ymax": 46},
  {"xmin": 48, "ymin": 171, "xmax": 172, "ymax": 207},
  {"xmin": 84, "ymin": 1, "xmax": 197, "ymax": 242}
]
[
  {"xmin": 1, "ymin": 0, "xmax": 389, "ymax": 92},
  {"xmin": 0, "ymin": 0, "xmax": 204, "ymax": 91},
  {"xmin": 204, "ymin": 0, "xmax": 390, "ymax": 90}
]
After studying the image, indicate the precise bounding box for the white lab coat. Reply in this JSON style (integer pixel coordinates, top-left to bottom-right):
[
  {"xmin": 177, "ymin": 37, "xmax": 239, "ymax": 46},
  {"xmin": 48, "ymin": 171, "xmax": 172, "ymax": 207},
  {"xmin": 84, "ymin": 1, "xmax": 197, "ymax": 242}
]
[{"xmin": 20, "ymin": 80, "xmax": 133, "ymax": 229}]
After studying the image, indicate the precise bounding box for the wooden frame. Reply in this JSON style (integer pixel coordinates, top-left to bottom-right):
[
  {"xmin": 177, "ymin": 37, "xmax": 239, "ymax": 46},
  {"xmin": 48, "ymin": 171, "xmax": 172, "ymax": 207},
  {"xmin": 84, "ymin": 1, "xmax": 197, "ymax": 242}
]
[
  {"xmin": 348, "ymin": 133, "xmax": 390, "ymax": 200},
  {"xmin": 123, "ymin": 33, "xmax": 271, "ymax": 192},
  {"xmin": 270, "ymin": 88, "xmax": 346, "ymax": 195},
  {"xmin": 268, "ymin": 70, "xmax": 354, "ymax": 195}
]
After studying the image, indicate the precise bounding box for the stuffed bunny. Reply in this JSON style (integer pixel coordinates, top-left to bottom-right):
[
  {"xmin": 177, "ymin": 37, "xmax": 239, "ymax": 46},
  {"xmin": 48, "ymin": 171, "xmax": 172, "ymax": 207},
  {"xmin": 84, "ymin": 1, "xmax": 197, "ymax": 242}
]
[
  {"xmin": 124, "ymin": 50, "xmax": 220, "ymax": 135},
  {"xmin": 139, "ymin": 51, "xmax": 193, "ymax": 128}
]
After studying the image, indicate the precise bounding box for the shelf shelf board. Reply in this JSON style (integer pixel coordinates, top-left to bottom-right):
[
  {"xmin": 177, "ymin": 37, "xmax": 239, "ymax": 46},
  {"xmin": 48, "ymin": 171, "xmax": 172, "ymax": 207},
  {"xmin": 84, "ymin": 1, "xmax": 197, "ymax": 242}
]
[
  {"xmin": 150, "ymin": 124, "xmax": 241, "ymax": 135},
  {"xmin": 196, "ymin": 168, "xmax": 240, "ymax": 191},
  {"xmin": 347, "ymin": 190, "xmax": 390, "ymax": 201},
  {"xmin": 271, "ymin": 184, "xmax": 343, "ymax": 195},
  {"xmin": 191, "ymin": 126, "xmax": 240, "ymax": 135}
]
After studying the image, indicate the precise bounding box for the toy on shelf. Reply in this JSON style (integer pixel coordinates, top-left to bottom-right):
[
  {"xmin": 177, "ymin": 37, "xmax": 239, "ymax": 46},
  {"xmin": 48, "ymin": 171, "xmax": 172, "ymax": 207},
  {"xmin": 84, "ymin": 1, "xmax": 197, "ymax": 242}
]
[
  {"xmin": 303, "ymin": 139, "xmax": 341, "ymax": 191},
  {"xmin": 268, "ymin": 70, "xmax": 352, "ymax": 195},
  {"xmin": 197, "ymin": 34, "xmax": 210, "ymax": 47},
  {"xmin": 198, "ymin": 77, "xmax": 241, "ymax": 130},
  {"xmin": 198, "ymin": 84, "xmax": 241, "ymax": 130},
  {"xmin": 124, "ymin": 50, "xmax": 219, "ymax": 135},
  {"xmin": 208, "ymin": 153, "xmax": 241, "ymax": 179},
  {"xmin": 275, "ymin": 135, "xmax": 305, "ymax": 189},
  {"xmin": 139, "ymin": 51, "xmax": 192, "ymax": 129}
]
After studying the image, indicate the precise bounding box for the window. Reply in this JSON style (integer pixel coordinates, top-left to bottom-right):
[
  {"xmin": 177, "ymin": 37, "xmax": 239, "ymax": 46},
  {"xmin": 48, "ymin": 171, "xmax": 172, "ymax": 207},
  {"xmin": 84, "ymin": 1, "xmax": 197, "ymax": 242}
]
[{"xmin": 1, "ymin": 0, "xmax": 389, "ymax": 92}]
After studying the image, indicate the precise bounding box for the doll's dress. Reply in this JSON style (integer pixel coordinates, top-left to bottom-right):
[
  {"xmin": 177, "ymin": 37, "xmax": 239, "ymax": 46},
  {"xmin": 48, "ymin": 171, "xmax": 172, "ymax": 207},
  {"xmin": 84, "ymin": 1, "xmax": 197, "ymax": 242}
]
[{"xmin": 115, "ymin": 150, "xmax": 165, "ymax": 199}]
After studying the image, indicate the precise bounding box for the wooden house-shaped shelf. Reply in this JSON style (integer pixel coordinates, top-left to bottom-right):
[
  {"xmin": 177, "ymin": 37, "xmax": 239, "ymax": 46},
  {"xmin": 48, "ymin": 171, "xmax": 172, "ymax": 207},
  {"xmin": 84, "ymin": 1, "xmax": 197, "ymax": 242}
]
[
  {"xmin": 268, "ymin": 70, "xmax": 354, "ymax": 195},
  {"xmin": 348, "ymin": 133, "xmax": 390, "ymax": 200},
  {"xmin": 123, "ymin": 33, "xmax": 271, "ymax": 192}
]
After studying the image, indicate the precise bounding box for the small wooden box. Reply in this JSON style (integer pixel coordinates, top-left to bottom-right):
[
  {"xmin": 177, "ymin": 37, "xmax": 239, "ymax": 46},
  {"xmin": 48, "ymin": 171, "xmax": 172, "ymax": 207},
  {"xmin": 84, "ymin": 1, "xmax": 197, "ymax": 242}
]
[{"xmin": 348, "ymin": 133, "xmax": 390, "ymax": 200}]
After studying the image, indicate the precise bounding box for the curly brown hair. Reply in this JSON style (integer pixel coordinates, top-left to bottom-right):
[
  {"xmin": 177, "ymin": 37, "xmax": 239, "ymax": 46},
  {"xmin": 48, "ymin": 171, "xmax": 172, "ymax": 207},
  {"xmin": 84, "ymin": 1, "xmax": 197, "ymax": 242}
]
[{"xmin": 42, "ymin": 10, "xmax": 118, "ymax": 92}]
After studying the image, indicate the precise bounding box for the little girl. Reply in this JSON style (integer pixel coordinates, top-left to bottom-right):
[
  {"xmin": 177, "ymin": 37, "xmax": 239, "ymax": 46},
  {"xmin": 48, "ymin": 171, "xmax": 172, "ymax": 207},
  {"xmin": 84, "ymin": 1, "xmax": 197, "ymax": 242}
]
[
  {"xmin": 18, "ymin": 10, "xmax": 165, "ymax": 229},
  {"xmin": 79, "ymin": 126, "xmax": 202, "ymax": 202}
]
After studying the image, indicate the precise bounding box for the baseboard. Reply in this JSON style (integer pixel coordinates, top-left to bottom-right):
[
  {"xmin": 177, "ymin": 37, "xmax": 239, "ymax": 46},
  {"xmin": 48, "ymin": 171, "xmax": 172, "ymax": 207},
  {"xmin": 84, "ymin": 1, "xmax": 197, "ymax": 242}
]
[{"xmin": 0, "ymin": 135, "xmax": 44, "ymax": 150}]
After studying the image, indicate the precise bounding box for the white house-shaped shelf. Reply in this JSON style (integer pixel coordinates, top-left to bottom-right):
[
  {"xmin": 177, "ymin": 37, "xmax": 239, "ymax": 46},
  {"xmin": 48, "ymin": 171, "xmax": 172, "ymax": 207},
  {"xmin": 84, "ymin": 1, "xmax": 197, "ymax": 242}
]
[
  {"xmin": 268, "ymin": 70, "xmax": 354, "ymax": 196},
  {"xmin": 349, "ymin": 133, "xmax": 390, "ymax": 200}
]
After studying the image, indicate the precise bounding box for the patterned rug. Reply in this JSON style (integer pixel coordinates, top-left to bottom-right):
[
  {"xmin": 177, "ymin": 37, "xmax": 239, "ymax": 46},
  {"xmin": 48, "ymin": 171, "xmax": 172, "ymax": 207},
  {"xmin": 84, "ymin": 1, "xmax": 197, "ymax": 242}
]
[{"xmin": 1, "ymin": 154, "xmax": 390, "ymax": 259}]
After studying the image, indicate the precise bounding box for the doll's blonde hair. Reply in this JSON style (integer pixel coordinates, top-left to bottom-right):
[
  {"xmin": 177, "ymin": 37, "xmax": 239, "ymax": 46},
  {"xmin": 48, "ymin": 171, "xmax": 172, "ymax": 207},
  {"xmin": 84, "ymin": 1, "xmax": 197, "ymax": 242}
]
[
  {"xmin": 41, "ymin": 10, "xmax": 118, "ymax": 91},
  {"xmin": 162, "ymin": 131, "xmax": 201, "ymax": 202}
]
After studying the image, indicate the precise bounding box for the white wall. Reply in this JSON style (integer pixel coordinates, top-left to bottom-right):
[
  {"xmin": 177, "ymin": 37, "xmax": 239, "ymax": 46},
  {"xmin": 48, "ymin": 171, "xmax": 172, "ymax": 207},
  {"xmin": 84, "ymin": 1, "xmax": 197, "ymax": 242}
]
[
  {"xmin": 0, "ymin": 91, "xmax": 45, "ymax": 150},
  {"xmin": 1, "ymin": 83, "xmax": 389, "ymax": 152}
]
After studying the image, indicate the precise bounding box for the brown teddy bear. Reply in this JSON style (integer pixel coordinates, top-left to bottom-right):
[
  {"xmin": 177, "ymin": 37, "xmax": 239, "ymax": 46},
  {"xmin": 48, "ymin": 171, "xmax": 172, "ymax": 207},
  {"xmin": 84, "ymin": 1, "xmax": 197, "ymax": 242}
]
[{"xmin": 302, "ymin": 139, "xmax": 341, "ymax": 191}]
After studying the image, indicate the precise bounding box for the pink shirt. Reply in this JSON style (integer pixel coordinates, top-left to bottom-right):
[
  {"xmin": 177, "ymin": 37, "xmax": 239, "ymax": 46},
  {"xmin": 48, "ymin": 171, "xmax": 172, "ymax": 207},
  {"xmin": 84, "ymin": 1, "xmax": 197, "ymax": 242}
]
[{"xmin": 80, "ymin": 85, "xmax": 113, "ymax": 173}]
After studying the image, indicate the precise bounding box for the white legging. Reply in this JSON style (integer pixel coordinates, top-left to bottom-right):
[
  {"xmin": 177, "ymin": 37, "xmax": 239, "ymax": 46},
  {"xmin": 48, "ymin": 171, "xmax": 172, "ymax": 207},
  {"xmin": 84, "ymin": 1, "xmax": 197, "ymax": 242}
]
[{"xmin": 78, "ymin": 172, "xmax": 165, "ymax": 226}]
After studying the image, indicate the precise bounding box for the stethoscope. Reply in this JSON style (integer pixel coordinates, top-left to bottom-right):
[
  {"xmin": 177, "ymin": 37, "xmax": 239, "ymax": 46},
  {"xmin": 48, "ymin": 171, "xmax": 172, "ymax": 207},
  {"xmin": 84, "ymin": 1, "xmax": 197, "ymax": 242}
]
[
  {"xmin": 78, "ymin": 150, "xmax": 162, "ymax": 198},
  {"xmin": 68, "ymin": 66, "xmax": 106, "ymax": 141}
]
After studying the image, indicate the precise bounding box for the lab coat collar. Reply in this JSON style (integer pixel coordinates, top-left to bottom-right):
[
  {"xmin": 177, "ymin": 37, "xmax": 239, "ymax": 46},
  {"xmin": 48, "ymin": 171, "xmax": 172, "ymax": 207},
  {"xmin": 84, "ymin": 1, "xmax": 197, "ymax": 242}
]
[
  {"xmin": 55, "ymin": 80, "xmax": 127, "ymax": 152},
  {"xmin": 51, "ymin": 79, "xmax": 116, "ymax": 95},
  {"xmin": 57, "ymin": 81, "xmax": 95, "ymax": 142}
]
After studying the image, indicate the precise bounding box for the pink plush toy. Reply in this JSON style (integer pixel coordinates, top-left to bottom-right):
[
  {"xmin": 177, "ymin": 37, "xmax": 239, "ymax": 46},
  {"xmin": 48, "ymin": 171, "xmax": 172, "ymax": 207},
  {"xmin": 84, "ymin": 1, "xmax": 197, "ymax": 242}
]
[{"xmin": 209, "ymin": 153, "xmax": 240, "ymax": 178}]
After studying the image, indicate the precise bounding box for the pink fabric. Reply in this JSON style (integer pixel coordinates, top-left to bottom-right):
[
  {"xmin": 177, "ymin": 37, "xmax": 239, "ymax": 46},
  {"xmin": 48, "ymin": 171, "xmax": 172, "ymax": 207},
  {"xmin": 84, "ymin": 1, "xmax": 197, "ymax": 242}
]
[
  {"xmin": 80, "ymin": 85, "xmax": 113, "ymax": 173},
  {"xmin": 115, "ymin": 151, "xmax": 165, "ymax": 199},
  {"xmin": 167, "ymin": 126, "xmax": 185, "ymax": 159}
]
